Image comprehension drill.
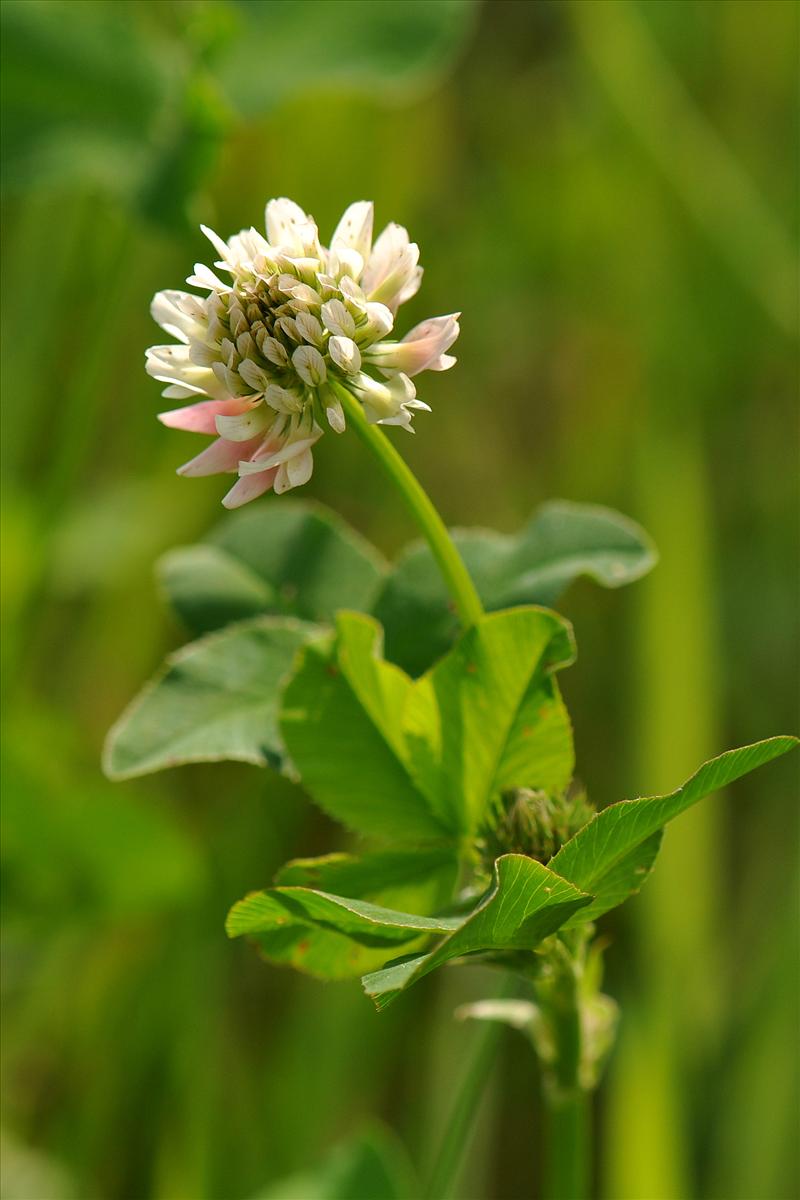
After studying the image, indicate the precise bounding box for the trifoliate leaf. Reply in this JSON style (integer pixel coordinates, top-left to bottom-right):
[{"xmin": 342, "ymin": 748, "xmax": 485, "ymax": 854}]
[
  {"xmin": 158, "ymin": 500, "xmax": 387, "ymax": 635},
  {"xmin": 374, "ymin": 500, "xmax": 657, "ymax": 674},
  {"xmin": 279, "ymin": 607, "xmax": 575, "ymax": 843},
  {"xmin": 103, "ymin": 616, "xmax": 319, "ymax": 779}
]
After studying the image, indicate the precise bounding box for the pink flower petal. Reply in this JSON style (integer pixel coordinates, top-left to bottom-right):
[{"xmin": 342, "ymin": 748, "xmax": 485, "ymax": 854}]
[
  {"xmin": 158, "ymin": 398, "xmax": 253, "ymax": 435},
  {"xmin": 222, "ymin": 468, "xmax": 278, "ymax": 508},
  {"xmin": 177, "ymin": 435, "xmax": 264, "ymax": 477}
]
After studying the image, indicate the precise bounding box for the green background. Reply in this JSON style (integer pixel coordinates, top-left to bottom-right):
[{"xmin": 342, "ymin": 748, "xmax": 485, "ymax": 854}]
[{"xmin": 2, "ymin": 1, "xmax": 797, "ymax": 1197}]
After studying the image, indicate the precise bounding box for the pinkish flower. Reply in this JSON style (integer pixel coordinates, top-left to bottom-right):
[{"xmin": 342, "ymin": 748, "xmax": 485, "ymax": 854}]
[{"xmin": 147, "ymin": 198, "xmax": 459, "ymax": 507}]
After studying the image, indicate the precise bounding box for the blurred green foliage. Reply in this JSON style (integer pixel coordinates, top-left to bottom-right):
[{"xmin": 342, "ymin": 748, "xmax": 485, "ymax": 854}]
[{"xmin": 1, "ymin": 2, "xmax": 797, "ymax": 1198}]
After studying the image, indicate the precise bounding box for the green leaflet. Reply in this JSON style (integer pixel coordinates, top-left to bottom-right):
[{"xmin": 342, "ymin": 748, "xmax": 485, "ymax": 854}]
[
  {"xmin": 549, "ymin": 737, "xmax": 799, "ymax": 924},
  {"xmin": 362, "ymin": 855, "xmax": 592, "ymax": 1010},
  {"xmin": 103, "ymin": 616, "xmax": 319, "ymax": 780},
  {"xmin": 228, "ymin": 848, "xmax": 458, "ymax": 980},
  {"xmin": 374, "ymin": 500, "xmax": 657, "ymax": 674},
  {"xmin": 158, "ymin": 500, "xmax": 387, "ymax": 636},
  {"xmin": 279, "ymin": 607, "xmax": 575, "ymax": 842},
  {"xmin": 226, "ymin": 883, "xmax": 461, "ymax": 983},
  {"xmin": 157, "ymin": 545, "xmax": 278, "ymax": 635},
  {"xmin": 254, "ymin": 1122, "xmax": 418, "ymax": 1200},
  {"xmin": 275, "ymin": 846, "xmax": 457, "ymax": 902},
  {"xmin": 228, "ymin": 854, "xmax": 589, "ymax": 998}
]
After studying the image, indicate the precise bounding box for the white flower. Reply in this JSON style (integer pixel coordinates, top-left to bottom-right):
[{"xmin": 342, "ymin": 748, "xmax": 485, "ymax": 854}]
[{"xmin": 147, "ymin": 198, "xmax": 459, "ymax": 506}]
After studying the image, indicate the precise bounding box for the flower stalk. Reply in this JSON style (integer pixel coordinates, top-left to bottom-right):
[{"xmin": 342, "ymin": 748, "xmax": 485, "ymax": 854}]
[{"xmin": 332, "ymin": 380, "xmax": 483, "ymax": 630}]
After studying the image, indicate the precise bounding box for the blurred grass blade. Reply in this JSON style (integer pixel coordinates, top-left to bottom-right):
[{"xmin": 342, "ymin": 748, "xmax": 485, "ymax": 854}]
[{"xmin": 571, "ymin": 0, "xmax": 799, "ymax": 336}]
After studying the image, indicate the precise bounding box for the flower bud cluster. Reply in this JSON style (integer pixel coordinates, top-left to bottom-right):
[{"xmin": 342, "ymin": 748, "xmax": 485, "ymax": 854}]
[{"xmin": 480, "ymin": 786, "xmax": 595, "ymax": 868}]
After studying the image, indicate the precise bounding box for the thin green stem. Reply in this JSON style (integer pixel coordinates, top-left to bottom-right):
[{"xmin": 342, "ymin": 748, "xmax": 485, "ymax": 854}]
[
  {"xmin": 543, "ymin": 1088, "xmax": 591, "ymax": 1200},
  {"xmin": 537, "ymin": 943, "xmax": 592, "ymax": 1200},
  {"xmin": 423, "ymin": 977, "xmax": 516, "ymax": 1200},
  {"xmin": 331, "ymin": 382, "xmax": 484, "ymax": 630}
]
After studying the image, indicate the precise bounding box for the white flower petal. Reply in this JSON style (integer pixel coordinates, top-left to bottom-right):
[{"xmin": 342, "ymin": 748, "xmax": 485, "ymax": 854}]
[
  {"xmin": 366, "ymin": 244, "xmax": 420, "ymax": 312},
  {"xmin": 295, "ymin": 311, "xmax": 324, "ymax": 347},
  {"xmin": 361, "ymin": 222, "xmax": 410, "ymax": 293},
  {"xmin": 350, "ymin": 371, "xmax": 414, "ymax": 421},
  {"xmin": 146, "ymin": 345, "xmax": 228, "ymax": 398},
  {"xmin": 215, "ymin": 405, "xmax": 271, "ymax": 441},
  {"xmin": 151, "ymin": 290, "xmax": 205, "ymax": 343},
  {"xmin": 189, "ymin": 338, "xmax": 221, "ymax": 368},
  {"xmin": 331, "ymin": 201, "xmax": 374, "ymax": 262},
  {"xmin": 186, "ymin": 263, "xmax": 230, "ymax": 292},
  {"xmin": 238, "ymin": 433, "xmax": 321, "ymax": 474},
  {"xmin": 328, "ymin": 247, "xmax": 364, "ymax": 282},
  {"xmin": 356, "ymin": 301, "xmax": 394, "ymax": 343},
  {"xmin": 265, "ymin": 198, "xmax": 319, "ymax": 256},
  {"xmin": 200, "ymin": 224, "xmax": 233, "ymax": 263},
  {"xmin": 159, "ymin": 397, "xmax": 251, "ymax": 434},
  {"xmin": 289, "ymin": 286, "xmax": 323, "ymax": 311},
  {"xmin": 236, "ymin": 331, "xmax": 256, "ymax": 359},
  {"xmin": 258, "ymin": 334, "xmax": 289, "ymax": 367},
  {"xmin": 327, "ymin": 335, "xmax": 361, "ymax": 375},
  {"xmin": 320, "ymin": 298, "xmax": 356, "ymax": 338},
  {"xmin": 292, "ymin": 344, "xmax": 327, "ymax": 387},
  {"xmin": 396, "ymin": 265, "xmax": 423, "ymax": 307},
  {"xmin": 222, "ymin": 469, "xmax": 277, "ymax": 509},
  {"xmin": 338, "ymin": 275, "xmax": 367, "ymax": 312},
  {"xmin": 284, "ymin": 446, "xmax": 314, "ymax": 490},
  {"xmin": 178, "ymin": 434, "xmax": 264, "ymax": 477},
  {"xmin": 366, "ymin": 314, "xmax": 460, "ymax": 377},
  {"xmin": 161, "ymin": 383, "xmax": 198, "ymax": 400},
  {"xmin": 277, "ymin": 316, "xmax": 301, "ymax": 343},
  {"xmin": 264, "ymin": 384, "xmax": 304, "ymax": 414},
  {"xmin": 375, "ymin": 410, "xmax": 415, "ymax": 430},
  {"xmin": 326, "ymin": 396, "xmax": 346, "ymax": 433},
  {"xmin": 237, "ymin": 358, "xmax": 270, "ymax": 393}
]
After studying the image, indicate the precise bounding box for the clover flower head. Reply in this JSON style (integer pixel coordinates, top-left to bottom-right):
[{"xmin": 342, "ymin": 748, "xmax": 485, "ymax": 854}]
[{"xmin": 146, "ymin": 198, "xmax": 460, "ymax": 507}]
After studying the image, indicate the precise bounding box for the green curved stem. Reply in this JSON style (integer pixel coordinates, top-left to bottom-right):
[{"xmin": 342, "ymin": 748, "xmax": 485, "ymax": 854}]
[
  {"xmin": 331, "ymin": 382, "xmax": 484, "ymax": 630},
  {"xmin": 543, "ymin": 1089, "xmax": 591, "ymax": 1200}
]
